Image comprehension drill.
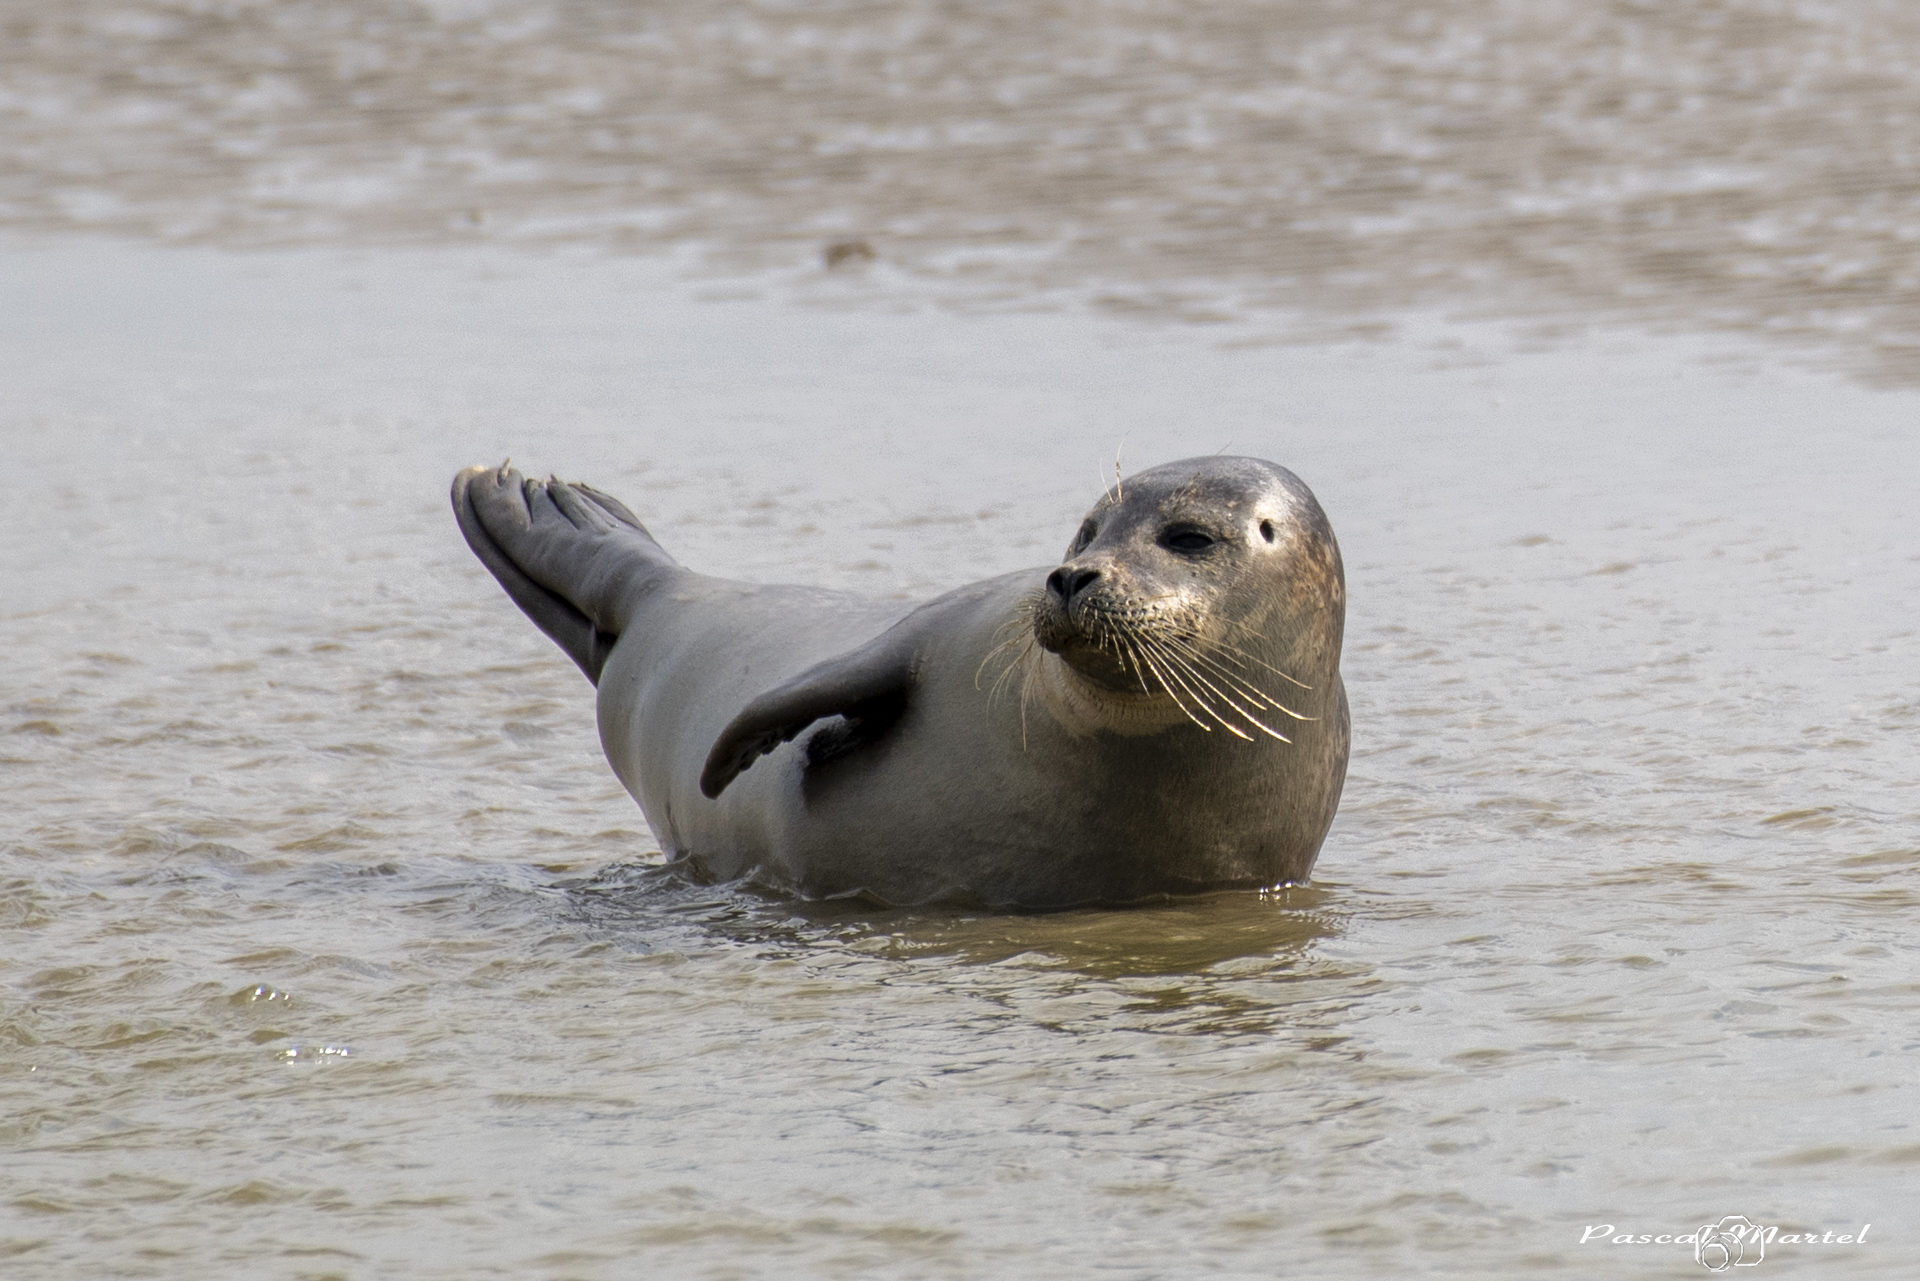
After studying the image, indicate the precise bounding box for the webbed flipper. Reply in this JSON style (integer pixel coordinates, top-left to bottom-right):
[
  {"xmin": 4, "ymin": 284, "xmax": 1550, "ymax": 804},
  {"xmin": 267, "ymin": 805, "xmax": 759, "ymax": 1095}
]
[{"xmin": 452, "ymin": 464, "xmax": 678, "ymax": 683}]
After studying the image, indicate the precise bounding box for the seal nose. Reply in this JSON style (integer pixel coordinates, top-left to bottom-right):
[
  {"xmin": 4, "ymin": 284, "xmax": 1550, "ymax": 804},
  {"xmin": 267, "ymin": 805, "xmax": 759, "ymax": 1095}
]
[{"xmin": 1046, "ymin": 566, "xmax": 1101, "ymax": 603}]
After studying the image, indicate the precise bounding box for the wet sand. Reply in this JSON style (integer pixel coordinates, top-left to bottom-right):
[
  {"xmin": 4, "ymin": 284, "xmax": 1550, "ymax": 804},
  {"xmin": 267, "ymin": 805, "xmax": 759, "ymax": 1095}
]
[{"xmin": 9, "ymin": 1, "xmax": 1920, "ymax": 378}]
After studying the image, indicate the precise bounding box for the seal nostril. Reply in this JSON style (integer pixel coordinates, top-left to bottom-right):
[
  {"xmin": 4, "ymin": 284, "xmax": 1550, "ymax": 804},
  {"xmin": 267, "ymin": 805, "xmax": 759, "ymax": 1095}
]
[{"xmin": 1047, "ymin": 567, "xmax": 1101, "ymax": 602}]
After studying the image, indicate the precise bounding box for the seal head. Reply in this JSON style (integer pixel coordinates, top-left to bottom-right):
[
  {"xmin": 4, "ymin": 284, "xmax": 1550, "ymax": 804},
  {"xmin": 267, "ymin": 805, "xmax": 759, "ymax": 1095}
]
[{"xmin": 1029, "ymin": 457, "xmax": 1343, "ymax": 741}]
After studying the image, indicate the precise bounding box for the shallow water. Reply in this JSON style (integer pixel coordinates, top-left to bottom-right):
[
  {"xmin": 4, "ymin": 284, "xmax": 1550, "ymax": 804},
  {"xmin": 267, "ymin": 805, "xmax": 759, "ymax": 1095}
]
[
  {"xmin": 4, "ymin": 243, "xmax": 1917, "ymax": 1278},
  {"xmin": 9, "ymin": 0, "xmax": 1920, "ymax": 377},
  {"xmin": 5, "ymin": 4, "xmax": 1920, "ymax": 1277}
]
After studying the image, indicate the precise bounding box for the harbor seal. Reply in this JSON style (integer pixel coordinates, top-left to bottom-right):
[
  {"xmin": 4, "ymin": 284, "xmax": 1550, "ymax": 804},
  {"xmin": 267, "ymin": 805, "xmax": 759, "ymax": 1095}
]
[{"xmin": 451, "ymin": 456, "xmax": 1348, "ymax": 908}]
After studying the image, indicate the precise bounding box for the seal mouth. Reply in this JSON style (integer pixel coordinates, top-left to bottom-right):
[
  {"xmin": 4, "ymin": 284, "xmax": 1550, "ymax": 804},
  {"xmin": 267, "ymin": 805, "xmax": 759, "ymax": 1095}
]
[
  {"xmin": 1024, "ymin": 588, "xmax": 1314, "ymax": 742},
  {"xmin": 1033, "ymin": 594, "xmax": 1166, "ymax": 688}
]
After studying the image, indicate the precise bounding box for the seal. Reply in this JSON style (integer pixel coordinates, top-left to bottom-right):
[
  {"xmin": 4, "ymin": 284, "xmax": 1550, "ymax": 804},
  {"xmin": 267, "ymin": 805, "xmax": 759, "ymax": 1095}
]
[{"xmin": 451, "ymin": 456, "xmax": 1348, "ymax": 908}]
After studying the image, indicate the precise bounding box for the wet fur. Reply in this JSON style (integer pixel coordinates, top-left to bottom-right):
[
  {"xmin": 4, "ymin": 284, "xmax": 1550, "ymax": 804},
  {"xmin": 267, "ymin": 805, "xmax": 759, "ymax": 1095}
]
[{"xmin": 453, "ymin": 457, "xmax": 1349, "ymax": 908}]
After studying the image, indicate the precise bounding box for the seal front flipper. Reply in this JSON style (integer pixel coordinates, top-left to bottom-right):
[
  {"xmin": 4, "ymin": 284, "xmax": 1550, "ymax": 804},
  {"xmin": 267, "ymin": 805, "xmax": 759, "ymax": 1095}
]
[
  {"xmin": 452, "ymin": 464, "xmax": 679, "ymax": 684},
  {"xmin": 700, "ymin": 617, "xmax": 932, "ymax": 799}
]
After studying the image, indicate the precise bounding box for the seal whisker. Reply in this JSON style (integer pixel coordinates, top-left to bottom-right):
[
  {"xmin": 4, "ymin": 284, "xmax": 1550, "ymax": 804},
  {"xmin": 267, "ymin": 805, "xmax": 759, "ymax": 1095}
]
[
  {"xmin": 1208, "ymin": 635, "xmax": 1314, "ymax": 690},
  {"xmin": 1182, "ymin": 645, "xmax": 1315, "ymax": 722},
  {"xmin": 1078, "ymin": 599, "xmax": 1273, "ymax": 739},
  {"xmin": 988, "ymin": 636, "xmax": 1036, "ymax": 708},
  {"xmin": 1210, "ymin": 648, "xmax": 1314, "ymax": 691},
  {"xmin": 976, "ymin": 639, "xmax": 1016, "ymax": 693},
  {"xmin": 1120, "ymin": 633, "xmax": 1178, "ymax": 711},
  {"xmin": 1138, "ymin": 636, "xmax": 1250, "ymax": 739},
  {"xmin": 1092, "ymin": 617, "xmax": 1169, "ymax": 712},
  {"xmin": 1154, "ymin": 642, "xmax": 1293, "ymax": 743},
  {"xmin": 1015, "ymin": 644, "xmax": 1038, "ymax": 749},
  {"xmin": 1117, "ymin": 635, "xmax": 1157, "ymax": 700},
  {"xmin": 980, "ymin": 592, "xmax": 1050, "ymax": 706},
  {"xmin": 1205, "ymin": 626, "xmax": 1313, "ymax": 687},
  {"xmin": 977, "ymin": 617, "xmax": 1034, "ymax": 695},
  {"xmin": 1128, "ymin": 637, "xmax": 1267, "ymax": 741},
  {"xmin": 1130, "ymin": 640, "xmax": 1214, "ymax": 732},
  {"xmin": 1169, "ymin": 640, "xmax": 1284, "ymax": 706}
]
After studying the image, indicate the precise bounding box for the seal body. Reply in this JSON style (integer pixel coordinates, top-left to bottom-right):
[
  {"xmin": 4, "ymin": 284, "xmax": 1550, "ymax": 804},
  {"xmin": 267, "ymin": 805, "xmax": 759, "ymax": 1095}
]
[{"xmin": 452, "ymin": 457, "xmax": 1348, "ymax": 908}]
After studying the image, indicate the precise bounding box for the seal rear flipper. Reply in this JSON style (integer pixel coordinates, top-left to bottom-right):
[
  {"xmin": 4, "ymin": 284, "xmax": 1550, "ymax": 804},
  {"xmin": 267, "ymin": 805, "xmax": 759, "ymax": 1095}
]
[
  {"xmin": 452, "ymin": 464, "xmax": 679, "ymax": 684},
  {"xmin": 700, "ymin": 620, "xmax": 929, "ymax": 799}
]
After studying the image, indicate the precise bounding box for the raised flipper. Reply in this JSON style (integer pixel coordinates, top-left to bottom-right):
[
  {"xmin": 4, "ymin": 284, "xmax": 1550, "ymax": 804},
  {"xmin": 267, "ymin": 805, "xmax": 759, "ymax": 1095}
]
[
  {"xmin": 699, "ymin": 610, "xmax": 944, "ymax": 799},
  {"xmin": 452, "ymin": 464, "xmax": 678, "ymax": 684}
]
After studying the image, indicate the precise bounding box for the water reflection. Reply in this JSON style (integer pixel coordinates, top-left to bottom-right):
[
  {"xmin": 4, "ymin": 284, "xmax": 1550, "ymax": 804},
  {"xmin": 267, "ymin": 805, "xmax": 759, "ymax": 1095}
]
[
  {"xmin": 565, "ymin": 862, "xmax": 1342, "ymax": 977},
  {"xmin": 858, "ymin": 889, "xmax": 1344, "ymax": 979},
  {"xmin": 547, "ymin": 862, "xmax": 1377, "ymax": 1044}
]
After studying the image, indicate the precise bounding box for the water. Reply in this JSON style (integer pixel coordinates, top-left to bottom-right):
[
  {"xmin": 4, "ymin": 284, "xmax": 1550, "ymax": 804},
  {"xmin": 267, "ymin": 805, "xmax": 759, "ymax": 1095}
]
[
  {"xmin": 11, "ymin": 0, "xmax": 1920, "ymax": 379},
  {"xmin": 4, "ymin": 5, "xmax": 1920, "ymax": 1279}
]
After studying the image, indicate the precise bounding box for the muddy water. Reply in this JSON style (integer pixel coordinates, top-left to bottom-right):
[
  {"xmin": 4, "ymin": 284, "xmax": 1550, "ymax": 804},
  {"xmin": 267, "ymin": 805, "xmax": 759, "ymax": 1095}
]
[
  {"xmin": 4, "ymin": 244, "xmax": 1916, "ymax": 1278},
  {"xmin": 9, "ymin": 1, "xmax": 1920, "ymax": 376},
  {"xmin": 4, "ymin": 4, "xmax": 1920, "ymax": 1279}
]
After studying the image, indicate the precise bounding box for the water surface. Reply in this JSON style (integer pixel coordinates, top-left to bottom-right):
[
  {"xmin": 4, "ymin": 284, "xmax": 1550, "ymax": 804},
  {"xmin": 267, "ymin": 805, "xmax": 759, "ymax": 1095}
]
[
  {"xmin": 8, "ymin": 0, "xmax": 1920, "ymax": 375},
  {"xmin": 4, "ymin": 3, "xmax": 1920, "ymax": 1276},
  {"xmin": 4, "ymin": 245, "xmax": 1915, "ymax": 1278}
]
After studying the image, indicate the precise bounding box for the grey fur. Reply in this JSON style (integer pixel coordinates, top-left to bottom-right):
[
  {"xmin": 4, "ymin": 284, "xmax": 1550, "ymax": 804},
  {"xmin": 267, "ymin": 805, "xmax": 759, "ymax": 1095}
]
[{"xmin": 451, "ymin": 457, "xmax": 1348, "ymax": 908}]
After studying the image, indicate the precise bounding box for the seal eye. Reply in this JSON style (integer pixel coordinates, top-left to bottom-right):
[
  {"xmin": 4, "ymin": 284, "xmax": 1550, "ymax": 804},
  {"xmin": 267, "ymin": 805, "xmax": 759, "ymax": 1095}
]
[
  {"xmin": 1162, "ymin": 527, "xmax": 1215, "ymax": 554},
  {"xmin": 1259, "ymin": 519, "xmax": 1275, "ymax": 543},
  {"xmin": 1072, "ymin": 520, "xmax": 1098, "ymax": 553}
]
